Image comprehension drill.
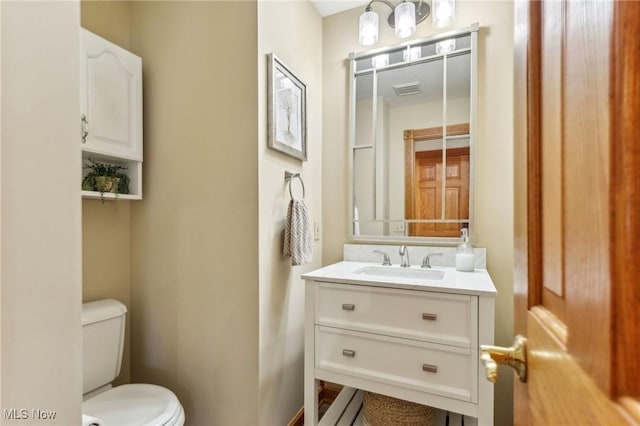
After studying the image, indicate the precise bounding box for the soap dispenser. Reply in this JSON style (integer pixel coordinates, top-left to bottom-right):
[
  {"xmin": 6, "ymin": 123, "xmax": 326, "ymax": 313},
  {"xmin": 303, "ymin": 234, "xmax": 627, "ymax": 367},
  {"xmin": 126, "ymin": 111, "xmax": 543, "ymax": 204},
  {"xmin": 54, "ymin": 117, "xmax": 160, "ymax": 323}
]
[{"xmin": 455, "ymin": 228, "xmax": 475, "ymax": 272}]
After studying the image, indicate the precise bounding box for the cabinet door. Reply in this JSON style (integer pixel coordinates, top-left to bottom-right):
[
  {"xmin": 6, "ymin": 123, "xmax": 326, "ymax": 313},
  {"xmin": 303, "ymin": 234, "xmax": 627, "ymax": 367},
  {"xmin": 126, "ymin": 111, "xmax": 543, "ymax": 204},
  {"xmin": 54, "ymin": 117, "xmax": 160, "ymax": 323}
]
[{"xmin": 80, "ymin": 29, "xmax": 142, "ymax": 160}]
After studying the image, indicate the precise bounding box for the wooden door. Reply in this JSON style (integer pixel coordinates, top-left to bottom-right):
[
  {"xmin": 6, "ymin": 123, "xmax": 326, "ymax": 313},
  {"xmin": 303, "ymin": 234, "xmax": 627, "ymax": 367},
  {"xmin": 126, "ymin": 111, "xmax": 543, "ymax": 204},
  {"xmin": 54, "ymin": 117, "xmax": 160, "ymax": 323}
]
[
  {"xmin": 405, "ymin": 124, "xmax": 470, "ymax": 237},
  {"xmin": 512, "ymin": 0, "xmax": 640, "ymax": 424},
  {"xmin": 412, "ymin": 148, "xmax": 469, "ymax": 237}
]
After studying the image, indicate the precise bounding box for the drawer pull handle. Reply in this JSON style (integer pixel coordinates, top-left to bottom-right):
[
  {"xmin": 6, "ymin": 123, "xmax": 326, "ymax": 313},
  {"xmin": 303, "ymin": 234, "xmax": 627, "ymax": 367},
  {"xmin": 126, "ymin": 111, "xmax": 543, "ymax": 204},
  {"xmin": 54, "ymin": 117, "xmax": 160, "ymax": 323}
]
[
  {"xmin": 342, "ymin": 349, "xmax": 356, "ymax": 357},
  {"xmin": 422, "ymin": 364, "xmax": 438, "ymax": 373},
  {"xmin": 342, "ymin": 304, "xmax": 355, "ymax": 311},
  {"xmin": 422, "ymin": 313, "xmax": 437, "ymax": 321}
]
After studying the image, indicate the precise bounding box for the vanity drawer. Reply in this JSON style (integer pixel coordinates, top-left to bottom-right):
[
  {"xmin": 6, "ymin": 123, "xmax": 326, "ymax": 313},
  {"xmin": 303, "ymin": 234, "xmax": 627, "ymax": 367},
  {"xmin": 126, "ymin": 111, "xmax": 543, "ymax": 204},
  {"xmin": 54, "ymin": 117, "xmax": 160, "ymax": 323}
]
[
  {"xmin": 315, "ymin": 282, "xmax": 476, "ymax": 348},
  {"xmin": 315, "ymin": 326, "xmax": 476, "ymax": 402}
]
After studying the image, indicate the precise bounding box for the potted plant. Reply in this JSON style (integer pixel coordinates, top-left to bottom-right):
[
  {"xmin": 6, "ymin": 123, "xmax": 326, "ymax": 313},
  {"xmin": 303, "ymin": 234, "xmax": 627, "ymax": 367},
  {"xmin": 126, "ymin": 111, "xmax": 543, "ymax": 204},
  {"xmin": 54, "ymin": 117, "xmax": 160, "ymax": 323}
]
[{"xmin": 82, "ymin": 158, "xmax": 130, "ymax": 202}]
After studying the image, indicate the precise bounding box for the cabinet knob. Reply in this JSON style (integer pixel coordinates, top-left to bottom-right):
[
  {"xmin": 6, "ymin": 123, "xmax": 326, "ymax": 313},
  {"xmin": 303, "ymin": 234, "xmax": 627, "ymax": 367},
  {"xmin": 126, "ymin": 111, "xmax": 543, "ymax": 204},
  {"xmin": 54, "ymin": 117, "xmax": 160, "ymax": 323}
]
[
  {"xmin": 422, "ymin": 364, "xmax": 438, "ymax": 373},
  {"xmin": 342, "ymin": 349, "xmax": 356, "ymax": 358},
  {"xmin": 422, "ymin": 313, "xmax": 437, "ymax": 321},
  {"xmin": 81, "ymin": 114, "xmax": 89, "ymax": 144},
  {"xmin": 342, "ymin": 304, "xmax": 355, "ymax": 311}
]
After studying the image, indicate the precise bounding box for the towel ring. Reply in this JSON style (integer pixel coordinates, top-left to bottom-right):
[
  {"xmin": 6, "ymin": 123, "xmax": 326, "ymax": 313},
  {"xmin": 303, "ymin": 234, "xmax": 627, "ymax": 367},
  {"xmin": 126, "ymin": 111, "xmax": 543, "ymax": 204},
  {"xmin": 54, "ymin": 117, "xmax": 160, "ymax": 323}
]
[{"xmin": 285, "ymin": 172, "xmax": 305, "ymax": 200}]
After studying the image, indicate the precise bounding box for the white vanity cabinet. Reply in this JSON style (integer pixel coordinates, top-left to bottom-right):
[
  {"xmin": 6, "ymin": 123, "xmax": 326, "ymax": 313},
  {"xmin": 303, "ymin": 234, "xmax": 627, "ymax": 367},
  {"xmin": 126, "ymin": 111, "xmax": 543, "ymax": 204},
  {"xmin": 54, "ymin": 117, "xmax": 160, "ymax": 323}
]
[
  {"xmin": 302, "ymin": 262, "xmax": 496, "ymax": 426},
  {"xmin": 80, "ymin": 28, "xmax": 143, "ymax": 200}
]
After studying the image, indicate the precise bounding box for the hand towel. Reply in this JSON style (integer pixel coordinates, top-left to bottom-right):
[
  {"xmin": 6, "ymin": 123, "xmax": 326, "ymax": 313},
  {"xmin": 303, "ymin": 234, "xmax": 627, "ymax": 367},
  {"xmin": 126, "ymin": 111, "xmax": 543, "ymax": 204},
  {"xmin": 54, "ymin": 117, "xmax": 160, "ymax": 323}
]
[
  {"xmin": 82, "ymin": 414, "xmax": 105, "ymax": 426},
  {"xmin": 284, "ymin": 199, "xmax": 312, "ymax": 265}
]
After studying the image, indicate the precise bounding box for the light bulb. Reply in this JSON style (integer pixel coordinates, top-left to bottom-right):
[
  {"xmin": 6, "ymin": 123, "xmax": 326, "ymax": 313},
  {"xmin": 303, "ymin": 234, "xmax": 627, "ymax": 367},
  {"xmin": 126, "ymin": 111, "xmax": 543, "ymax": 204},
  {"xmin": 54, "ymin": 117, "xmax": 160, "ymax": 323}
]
[
  {"xmin": 403, "ymin": 46, "xmax": 422, "ymax": 61},
  {"xmin": 437, "ymin": 3, "xmax": 452, "ymax": 20},
  {"xmin": 436, "ymin": 39, "xmax": 456, "ymax": 54},
  {"xmin": 432, "ymin": 0, "xmax": 455, "ymax": 28},
  {"xmin": 371, "ymin": 54, "xmax": 389, "ymax": 68},
  {"xmin": 394, "ymin": 2, "xmax": 416, "ymax": 39},
  {"xmin": 359, "ymin": 10, "xmax": 379, "ymax": 46}
]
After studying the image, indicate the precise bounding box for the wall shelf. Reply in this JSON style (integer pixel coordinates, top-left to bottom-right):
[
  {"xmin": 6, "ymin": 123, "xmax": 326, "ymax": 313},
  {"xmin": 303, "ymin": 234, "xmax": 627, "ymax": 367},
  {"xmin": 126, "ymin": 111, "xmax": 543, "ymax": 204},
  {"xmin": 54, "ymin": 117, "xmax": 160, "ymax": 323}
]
[
  {"xmin": 81, "ymin": 152, "xmax": 142, "ymax": 200},
  {"xmin": 81, "ymin": 191, "xmax": 141, "ymax": 201},
  {"xmin": 319, "ymin": 387, "xmax": 476, "ymax": 426}
]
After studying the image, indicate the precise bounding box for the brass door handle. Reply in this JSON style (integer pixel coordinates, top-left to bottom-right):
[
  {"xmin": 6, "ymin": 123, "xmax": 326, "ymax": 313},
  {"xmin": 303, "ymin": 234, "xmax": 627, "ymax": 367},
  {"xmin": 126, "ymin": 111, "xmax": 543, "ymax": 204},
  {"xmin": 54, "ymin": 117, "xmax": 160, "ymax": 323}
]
[{"xmin": 480, "ymin": 335, "xmax": 527, "ymax": 383}]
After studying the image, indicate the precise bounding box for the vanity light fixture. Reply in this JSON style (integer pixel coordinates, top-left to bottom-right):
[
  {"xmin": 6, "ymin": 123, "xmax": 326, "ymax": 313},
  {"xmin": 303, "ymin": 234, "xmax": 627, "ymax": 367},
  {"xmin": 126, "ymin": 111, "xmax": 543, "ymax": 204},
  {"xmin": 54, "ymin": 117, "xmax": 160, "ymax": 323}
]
[
  {"xmin": 358, "ymin": 0, "xmax": 456, "ymax": 46},
  {"xmin": 358, "ymin": 0, "xmax": 431, "ymax": 46}
]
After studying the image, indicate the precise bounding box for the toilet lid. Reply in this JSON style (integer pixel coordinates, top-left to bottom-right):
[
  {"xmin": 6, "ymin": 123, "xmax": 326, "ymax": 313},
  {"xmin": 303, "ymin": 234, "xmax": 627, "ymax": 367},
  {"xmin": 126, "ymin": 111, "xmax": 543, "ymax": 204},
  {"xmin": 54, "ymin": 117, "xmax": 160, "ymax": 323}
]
[{"xmin": 83, "ymin": 384, "xmax": 183, "ymax": 426}]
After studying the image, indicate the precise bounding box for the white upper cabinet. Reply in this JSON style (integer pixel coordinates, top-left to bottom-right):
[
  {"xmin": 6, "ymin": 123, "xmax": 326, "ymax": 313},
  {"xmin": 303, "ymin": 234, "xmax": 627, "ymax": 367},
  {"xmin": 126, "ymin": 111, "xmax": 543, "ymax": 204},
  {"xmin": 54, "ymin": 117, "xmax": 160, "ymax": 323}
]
[{"xmin": 80, "ymin": 29, "xmax": 142, "ymax": 161}]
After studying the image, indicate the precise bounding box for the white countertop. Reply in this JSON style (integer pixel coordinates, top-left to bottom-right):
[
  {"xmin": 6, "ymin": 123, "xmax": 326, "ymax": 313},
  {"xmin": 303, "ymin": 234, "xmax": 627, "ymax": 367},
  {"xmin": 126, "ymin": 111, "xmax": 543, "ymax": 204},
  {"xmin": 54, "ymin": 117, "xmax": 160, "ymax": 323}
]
[{"xmin": 302, "ymin": 261, "xmax": 497, "ymax": 296}]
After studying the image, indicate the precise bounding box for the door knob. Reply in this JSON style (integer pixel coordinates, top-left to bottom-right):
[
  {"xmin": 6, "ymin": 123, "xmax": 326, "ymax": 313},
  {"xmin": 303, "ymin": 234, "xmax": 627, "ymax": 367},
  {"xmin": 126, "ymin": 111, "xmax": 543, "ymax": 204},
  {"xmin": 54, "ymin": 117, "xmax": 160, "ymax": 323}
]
[{"xmin": 480, "ymin": 335, "xmax": 527, "ymax": 383}]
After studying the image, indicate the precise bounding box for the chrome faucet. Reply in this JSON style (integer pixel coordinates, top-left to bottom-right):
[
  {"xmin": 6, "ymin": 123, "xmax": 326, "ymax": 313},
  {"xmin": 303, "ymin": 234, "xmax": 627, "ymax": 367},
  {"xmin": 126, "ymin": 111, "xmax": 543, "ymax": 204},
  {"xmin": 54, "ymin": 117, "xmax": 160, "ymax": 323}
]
[
  {"xmin": 372, "ymin": 250, "xmax": 391, "ymax": 266},
  {"xmin": 421, "ymin": 253, "xmax": 443, "ymax": 268},
  {"xmin": 399, "ymin": 245, "xmax": 411, "ymax": 267}
]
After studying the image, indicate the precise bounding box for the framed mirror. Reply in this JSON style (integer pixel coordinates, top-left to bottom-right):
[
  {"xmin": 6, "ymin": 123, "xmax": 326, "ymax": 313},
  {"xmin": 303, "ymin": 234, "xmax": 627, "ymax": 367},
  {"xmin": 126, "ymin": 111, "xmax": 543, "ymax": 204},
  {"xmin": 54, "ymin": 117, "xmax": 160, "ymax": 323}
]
[{"xmin": 349, "ymin": 23, "xmax": 478, "ymax": 244}]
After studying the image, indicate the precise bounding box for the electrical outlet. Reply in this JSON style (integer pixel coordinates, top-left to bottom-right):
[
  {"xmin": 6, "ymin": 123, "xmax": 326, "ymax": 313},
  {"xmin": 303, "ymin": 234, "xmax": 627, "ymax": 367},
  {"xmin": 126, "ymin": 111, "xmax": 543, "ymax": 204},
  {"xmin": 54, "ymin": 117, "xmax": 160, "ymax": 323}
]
[
  {"xmin": 393, "ymin": 222, "xmax": 405, "ymax": 233},
  {"xmin": 314, "ymin": 220, "xmax": 321, "ymax": 241}
]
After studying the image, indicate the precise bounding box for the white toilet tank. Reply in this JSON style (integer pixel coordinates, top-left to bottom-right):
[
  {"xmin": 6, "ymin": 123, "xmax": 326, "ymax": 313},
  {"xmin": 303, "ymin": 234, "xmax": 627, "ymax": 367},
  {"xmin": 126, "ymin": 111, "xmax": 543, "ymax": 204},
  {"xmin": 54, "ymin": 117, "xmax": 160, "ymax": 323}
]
[{"xmin": 82, "ymin": 299, "xmax": 127, "ymax": 396}]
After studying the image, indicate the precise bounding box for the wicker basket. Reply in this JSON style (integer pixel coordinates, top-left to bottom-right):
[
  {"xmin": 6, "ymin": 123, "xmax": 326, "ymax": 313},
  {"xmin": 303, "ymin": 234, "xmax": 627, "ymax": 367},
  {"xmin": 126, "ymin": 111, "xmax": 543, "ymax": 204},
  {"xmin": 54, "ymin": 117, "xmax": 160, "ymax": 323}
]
[{"xmin": 362, "ymin": 392, "xmax": 434, "ymax": 426}]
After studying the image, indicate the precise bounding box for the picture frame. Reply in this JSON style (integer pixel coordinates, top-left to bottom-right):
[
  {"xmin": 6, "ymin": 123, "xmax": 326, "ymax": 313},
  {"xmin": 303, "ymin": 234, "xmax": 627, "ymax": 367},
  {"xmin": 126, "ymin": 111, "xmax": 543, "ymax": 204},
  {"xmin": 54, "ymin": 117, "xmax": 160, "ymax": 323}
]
[{"xmin": 267, "ymin": 53, "xmax": 307, "ymax": 161}]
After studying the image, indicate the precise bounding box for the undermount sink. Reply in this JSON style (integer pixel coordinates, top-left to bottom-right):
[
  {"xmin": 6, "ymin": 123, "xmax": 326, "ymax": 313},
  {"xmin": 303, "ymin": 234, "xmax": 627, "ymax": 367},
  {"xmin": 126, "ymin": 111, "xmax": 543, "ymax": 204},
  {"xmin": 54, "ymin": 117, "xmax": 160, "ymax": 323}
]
[{"xmin": 353, "ymin": 266, "xmax": 445, "ymax": 280}]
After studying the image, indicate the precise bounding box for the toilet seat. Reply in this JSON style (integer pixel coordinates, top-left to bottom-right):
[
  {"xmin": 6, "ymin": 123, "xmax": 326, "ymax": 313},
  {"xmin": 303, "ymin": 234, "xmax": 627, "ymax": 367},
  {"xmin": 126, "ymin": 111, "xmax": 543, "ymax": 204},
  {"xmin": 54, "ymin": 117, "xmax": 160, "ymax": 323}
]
[{"xmin": 83, "ymin": 384, "xmax": 184, "ymax": 426}]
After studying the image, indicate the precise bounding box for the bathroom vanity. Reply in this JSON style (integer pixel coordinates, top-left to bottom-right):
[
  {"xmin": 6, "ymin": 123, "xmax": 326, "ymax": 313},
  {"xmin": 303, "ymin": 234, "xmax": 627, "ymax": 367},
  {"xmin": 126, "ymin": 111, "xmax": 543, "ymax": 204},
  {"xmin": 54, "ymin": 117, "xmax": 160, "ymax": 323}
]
[{"xmin": 302, "ymin": 261, "xmax": 496, "ymax": 426}]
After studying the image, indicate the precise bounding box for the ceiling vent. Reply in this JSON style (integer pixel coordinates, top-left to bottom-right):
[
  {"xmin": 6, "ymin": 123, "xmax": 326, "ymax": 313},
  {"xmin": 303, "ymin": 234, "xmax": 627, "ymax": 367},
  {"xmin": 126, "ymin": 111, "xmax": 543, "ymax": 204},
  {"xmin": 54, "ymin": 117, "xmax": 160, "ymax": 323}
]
[{"xmin": 393, "ymin": 81, "xmax": 421, "ymax": 96}]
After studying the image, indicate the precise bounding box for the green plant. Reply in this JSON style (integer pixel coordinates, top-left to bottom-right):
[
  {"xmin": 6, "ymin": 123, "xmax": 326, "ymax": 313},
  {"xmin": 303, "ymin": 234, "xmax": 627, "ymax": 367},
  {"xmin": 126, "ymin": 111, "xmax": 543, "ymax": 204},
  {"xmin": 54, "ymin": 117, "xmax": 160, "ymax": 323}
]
[
  {"xmin": 82, "ymin": 158, "xmax": 129, "ymax": 202},
  {"xmin": 117, "ymin": 173, "xmax": 130, "ymax": 194},
  {"xmin": 84, "ymin": 158, "xmax": 126, "ymax": 177}
]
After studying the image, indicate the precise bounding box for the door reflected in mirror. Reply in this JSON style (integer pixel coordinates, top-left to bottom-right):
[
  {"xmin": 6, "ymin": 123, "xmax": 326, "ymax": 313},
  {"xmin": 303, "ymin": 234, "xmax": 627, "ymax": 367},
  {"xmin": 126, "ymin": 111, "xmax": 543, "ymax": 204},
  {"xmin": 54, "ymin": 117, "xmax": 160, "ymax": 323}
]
[
  {"xmin": 350, "ymin": 24, "xmax": 478, "ymax": 242},
  {"xmin": 405, "ymin": 125, "xmax": 469, "ymax": 237}
]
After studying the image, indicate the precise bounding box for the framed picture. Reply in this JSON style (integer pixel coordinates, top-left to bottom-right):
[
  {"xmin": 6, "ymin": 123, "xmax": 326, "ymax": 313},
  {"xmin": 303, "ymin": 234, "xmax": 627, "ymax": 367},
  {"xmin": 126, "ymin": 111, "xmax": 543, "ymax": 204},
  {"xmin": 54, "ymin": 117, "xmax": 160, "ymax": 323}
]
[{"xmin": 267, "ymin": 53, "xmax": 307, "ymax": 161}]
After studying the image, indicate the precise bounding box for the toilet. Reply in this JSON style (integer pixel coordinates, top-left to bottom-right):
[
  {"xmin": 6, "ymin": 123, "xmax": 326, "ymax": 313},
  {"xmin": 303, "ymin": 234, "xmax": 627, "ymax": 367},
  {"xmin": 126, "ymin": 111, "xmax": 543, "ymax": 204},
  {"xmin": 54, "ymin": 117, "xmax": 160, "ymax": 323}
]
[{"xmin": 82, "ymin": 299, "xmax": 185, "ymax": 426}]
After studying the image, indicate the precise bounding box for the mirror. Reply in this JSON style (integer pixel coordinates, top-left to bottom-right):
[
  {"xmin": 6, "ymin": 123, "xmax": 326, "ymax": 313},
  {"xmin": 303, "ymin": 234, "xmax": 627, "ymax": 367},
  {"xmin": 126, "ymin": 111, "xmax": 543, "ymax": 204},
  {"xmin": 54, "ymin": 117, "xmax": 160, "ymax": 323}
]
[{"xmin": 349, "ymin": 24, "xmax": 478, "ymax": 243}]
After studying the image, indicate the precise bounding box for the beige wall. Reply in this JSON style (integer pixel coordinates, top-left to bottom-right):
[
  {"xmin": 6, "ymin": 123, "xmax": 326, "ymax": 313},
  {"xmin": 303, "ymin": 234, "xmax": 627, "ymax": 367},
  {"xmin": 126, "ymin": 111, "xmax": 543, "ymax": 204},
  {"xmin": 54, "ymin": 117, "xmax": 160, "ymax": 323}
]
[
  {"xmin": 128, "ymin": 2, "xmax": 259, "ymax": 425},
  {"xmin": 472, "ymin": 8, "xmax": 515, "ymax": 425},
  {"xmin": 1, "ymin": 1, "xmax": 82, "ymax": 424},
  {"xmin": 81, "ymin": 201, "xmax": 131, "ymax": 386},
  {"xmin": 81, "ymin": 1, "xmax": 130, "ymax": 48},
  {"xmin": 80, "ymin": 0, "xmax": 132, "ymax": 387},
  {"xmin": 322, "ymin": 3, "xmax": 514, "ymax": 424},
  {"xmin": 257, "ymin": 1, "xmax": 322, "ymax": 424},
  {"xmin": 80, "ymin": 3, "xmax": 320, "ymax": 424}
]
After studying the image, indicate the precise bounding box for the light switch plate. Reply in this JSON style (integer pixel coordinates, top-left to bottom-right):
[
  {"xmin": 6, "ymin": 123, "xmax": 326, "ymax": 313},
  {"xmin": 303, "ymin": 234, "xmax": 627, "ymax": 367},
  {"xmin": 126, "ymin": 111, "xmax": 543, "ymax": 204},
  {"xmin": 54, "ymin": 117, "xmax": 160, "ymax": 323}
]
[
  {"xmin": 393, "ymin": 222, "xmax": 405, "ymax": 232},
  {"xmin": 314, "ymin": 220, "xmax": 321, "ymax": 240}
]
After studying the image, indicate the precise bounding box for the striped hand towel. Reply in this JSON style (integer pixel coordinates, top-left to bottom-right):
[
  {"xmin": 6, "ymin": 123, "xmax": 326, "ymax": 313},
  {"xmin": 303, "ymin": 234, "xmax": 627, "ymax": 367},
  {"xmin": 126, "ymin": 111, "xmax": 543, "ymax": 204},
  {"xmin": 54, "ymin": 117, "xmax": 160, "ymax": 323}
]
[{"xmin": 283, "ymin": 199, "xmax": 312, "ymax": 266}]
